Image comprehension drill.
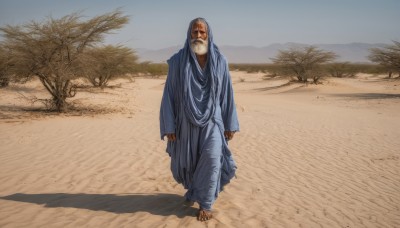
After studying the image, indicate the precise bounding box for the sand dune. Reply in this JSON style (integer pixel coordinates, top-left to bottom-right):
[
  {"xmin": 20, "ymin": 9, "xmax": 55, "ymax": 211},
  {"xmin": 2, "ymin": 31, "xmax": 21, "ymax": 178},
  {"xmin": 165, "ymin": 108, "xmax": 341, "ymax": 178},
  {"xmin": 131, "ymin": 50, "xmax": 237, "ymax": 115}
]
[{"xmin": 0, "ymin": 72, "xmax": 399, "ymax": 227}]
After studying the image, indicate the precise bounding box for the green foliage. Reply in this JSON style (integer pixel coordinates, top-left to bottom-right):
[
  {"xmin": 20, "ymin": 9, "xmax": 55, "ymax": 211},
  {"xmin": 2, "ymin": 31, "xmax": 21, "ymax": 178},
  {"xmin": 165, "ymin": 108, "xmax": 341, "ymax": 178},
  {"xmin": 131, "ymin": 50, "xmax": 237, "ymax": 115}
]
[
  {"xmin": 229, "ymin": 63, "xmax": 293, "ymax": 79},
  {"xmin": 229, "ymin": 62, "xmax": 387, "ymax": 81},
  {"xmin": 229, "ymin": 63, "xmax": 272, "ymax": 73},
  {"xmin": 133, "ymin": 62, "xmax": 168, "ymax": 77},
  {"xmin": 324, "ymin": 63, "xmax": 386, "ymax": 76}
]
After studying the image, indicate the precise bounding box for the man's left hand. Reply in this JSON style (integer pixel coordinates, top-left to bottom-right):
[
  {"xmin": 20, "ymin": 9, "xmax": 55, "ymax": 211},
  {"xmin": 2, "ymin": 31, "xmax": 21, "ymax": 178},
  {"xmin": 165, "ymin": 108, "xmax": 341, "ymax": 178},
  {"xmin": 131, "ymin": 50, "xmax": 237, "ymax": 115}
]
[{"xmin": 224, "ymin": 131, "xmax": 235, "ymax": 141}]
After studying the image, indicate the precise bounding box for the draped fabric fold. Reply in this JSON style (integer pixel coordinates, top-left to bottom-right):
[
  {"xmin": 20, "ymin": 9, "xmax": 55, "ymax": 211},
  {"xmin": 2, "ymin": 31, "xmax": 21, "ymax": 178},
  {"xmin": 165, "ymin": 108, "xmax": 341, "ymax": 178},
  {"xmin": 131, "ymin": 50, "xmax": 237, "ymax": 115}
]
[{"xmin": 160, "ymin": 18, "xmax": 239, "ymax": 210}]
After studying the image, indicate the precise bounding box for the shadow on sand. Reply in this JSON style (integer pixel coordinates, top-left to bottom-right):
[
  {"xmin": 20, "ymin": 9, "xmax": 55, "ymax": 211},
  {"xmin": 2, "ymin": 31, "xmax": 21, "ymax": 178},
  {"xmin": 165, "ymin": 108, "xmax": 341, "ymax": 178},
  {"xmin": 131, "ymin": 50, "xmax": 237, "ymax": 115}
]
[
  {"xmin": 332, "ymin": 93, "xmax": 400, "ymax": 100},
  {"xmin": 0, "ymin": 193, "xmax": 197, "ymax": 218}
]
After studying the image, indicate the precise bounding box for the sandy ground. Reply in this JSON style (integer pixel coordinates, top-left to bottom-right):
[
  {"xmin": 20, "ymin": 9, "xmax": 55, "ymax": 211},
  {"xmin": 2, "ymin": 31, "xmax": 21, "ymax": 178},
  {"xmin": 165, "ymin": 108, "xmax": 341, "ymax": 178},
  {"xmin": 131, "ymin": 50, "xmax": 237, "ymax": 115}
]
[{"xmin": 0, "ymin": 72, "xmax": 399, "ymax": 228}]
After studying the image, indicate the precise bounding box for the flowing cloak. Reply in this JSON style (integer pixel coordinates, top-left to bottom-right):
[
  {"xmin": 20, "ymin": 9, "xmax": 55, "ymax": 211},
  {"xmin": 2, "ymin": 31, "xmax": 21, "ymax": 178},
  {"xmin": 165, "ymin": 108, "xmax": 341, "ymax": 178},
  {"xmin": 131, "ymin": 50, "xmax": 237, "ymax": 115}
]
[{"xmin": 159, "ymin": 18, "xmax": 239, "ymax": 210}]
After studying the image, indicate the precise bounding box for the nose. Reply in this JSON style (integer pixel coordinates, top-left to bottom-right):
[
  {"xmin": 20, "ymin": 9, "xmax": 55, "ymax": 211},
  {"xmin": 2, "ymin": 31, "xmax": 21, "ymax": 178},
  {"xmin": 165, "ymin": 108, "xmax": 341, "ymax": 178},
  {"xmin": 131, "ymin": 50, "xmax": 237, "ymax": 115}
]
[{"xmin": 195, "ymin": 31, "xmax": 201, "ymax": 38}]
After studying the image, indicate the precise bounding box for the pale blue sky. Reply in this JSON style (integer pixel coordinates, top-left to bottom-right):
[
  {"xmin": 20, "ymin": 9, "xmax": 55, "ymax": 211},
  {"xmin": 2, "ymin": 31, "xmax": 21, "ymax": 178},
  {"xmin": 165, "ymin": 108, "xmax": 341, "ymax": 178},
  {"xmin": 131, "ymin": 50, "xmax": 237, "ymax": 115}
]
[{"xmin": 0, "ymin": 0, "xmax": 399, "ymax": 49}]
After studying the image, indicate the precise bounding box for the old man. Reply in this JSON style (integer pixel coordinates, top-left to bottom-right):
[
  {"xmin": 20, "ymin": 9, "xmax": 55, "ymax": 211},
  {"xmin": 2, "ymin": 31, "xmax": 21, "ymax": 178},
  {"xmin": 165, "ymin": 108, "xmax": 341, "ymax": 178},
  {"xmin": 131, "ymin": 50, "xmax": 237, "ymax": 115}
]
[{"xmin": 160, "ymin": 18, "xmax": 239, "ymax": 221}]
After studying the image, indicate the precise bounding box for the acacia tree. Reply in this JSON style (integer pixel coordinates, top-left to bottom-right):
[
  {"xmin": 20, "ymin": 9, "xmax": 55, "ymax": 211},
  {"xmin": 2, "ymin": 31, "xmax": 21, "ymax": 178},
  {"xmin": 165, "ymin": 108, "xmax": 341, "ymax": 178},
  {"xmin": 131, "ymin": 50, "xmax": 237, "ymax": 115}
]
[
  {"xmin": 0, "ymin": 44, "xmax": 32, "ymax": 87},
  {"xmin": 368, "ymin": 41, "xmax": 400, "ymax": 78},
  {"xmin": 0, "ymin": 10, "xmax": 129, "ymax": 111},
  {"xmin": 0, "ymin": 44, "xmax": 12, "ymax": 87},
  {"xmin": 271, "ymin": 46, "xmax": 337, "ymax": 84},
  {"xmin": 81, "ymin": 45, "xmax": 138, "ymax": 87}
]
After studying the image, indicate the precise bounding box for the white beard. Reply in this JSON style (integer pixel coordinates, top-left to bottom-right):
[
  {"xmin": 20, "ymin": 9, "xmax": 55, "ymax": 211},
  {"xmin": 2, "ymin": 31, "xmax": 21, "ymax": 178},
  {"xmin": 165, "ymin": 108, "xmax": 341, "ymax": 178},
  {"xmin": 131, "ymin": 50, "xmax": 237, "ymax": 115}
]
[{"xmin": 191, "ymin": 39, "xmax": 208, "ymax": 55}]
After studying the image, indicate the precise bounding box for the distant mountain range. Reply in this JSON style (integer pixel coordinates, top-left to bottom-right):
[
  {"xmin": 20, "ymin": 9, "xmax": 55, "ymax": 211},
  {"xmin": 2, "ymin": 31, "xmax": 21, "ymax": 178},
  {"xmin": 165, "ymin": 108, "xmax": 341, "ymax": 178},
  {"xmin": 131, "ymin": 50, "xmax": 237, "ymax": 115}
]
[{"xmin": 136, "ymin": 42, "xmax": 388, "ymax": 64}]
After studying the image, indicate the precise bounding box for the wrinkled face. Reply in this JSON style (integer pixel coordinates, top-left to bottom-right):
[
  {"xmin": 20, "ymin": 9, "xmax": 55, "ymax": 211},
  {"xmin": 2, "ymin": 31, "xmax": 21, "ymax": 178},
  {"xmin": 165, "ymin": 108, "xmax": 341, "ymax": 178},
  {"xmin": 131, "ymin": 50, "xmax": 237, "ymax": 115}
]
[
  {"xmin": 191, "ymin": 22, "xmax": 208, "ymax": 41},
  {"xmin": 190, "ymin": 21, "xmax": 208, "ymax": 55}
]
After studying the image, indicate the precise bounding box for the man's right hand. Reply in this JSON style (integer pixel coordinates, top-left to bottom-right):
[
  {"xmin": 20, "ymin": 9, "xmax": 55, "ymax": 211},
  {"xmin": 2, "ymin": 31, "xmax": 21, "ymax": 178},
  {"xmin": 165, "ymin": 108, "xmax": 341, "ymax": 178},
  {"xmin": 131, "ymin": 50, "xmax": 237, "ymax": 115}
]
[{"xmin": 166, "ymin": 133, "xmax": 176, "ymax": 141}]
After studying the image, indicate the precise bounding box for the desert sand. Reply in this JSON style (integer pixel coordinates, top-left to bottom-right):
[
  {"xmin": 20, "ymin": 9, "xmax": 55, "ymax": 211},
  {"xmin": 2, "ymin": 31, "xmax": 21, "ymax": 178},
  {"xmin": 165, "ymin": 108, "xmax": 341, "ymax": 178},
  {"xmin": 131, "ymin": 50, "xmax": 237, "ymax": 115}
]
[{"xmin": 0, "ymin": 72, "xmax": 399, "ymax": 227}]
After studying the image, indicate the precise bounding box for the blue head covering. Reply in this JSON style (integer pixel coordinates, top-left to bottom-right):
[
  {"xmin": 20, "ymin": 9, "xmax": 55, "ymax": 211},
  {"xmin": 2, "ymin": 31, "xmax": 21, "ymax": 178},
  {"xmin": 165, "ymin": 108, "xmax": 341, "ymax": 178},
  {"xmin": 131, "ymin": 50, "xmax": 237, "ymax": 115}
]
[
  {"xmin": 183, "ymin": 17, "xmax": 221, "ymax": 68},
  {"xmin": 178, "ymin": 18, "xmax": 222, "ymax": 127}
]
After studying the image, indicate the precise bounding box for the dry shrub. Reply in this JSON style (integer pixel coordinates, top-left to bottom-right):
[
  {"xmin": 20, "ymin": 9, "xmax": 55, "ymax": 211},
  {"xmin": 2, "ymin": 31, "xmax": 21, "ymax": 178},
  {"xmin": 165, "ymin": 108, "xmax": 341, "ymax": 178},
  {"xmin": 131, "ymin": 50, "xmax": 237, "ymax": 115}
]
[
  {"xmin": 368, "ymin": 41, "xmax": 400, "ymax": 78},
  {"xmin": 81, "ymin": 45, "xmax": 138, "ymax": 87},
  {"xmin": 271, "ymin": 46, "xmax": 337, "ymax": 84},
  {"xmin": 0, "ymin": 9, "xmax": 129, "ymax": 111}
]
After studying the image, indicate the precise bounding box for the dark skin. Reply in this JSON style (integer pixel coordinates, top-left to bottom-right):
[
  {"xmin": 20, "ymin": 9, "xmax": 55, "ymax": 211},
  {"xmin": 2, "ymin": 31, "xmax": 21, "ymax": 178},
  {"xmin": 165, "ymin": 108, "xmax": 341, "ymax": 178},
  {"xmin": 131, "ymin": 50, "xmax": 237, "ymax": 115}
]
[
  {"xmin": 166, "ymin": 21, "xmax": 236, "ymax": 221},
  {"xmin": 166, "ymin": 21, "xmax": 236, "ymax": 144},
  {"xmin": 191, "ymin": 22, "xmax": 208, "ymax": 69}
]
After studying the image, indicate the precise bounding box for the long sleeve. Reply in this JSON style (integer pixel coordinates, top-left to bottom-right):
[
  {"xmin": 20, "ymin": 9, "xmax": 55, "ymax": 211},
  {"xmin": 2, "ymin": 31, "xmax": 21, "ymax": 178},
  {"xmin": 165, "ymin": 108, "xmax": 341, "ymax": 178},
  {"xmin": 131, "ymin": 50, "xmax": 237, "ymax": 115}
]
[
  {"xmin": 220, "ymin": 59, "xmax": 239, "ymax": 132},
  {"xmin": 159, "ymin": 59, "xmax": 177, "ymax": 140}
]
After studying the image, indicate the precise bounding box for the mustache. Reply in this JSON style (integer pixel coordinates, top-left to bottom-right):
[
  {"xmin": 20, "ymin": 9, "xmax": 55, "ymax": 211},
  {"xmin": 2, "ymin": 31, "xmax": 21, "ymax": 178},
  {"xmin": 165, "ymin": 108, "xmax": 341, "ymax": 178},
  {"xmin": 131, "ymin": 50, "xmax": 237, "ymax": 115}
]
[{"xmin": 191, "ymin": 38, "xmax": 206, "ymax": 44}]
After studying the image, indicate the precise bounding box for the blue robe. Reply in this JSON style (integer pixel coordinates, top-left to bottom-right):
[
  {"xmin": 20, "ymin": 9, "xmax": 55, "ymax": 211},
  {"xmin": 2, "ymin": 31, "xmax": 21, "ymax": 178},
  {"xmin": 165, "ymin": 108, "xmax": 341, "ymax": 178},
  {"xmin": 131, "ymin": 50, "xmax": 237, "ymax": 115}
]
[{"xmin": 159, "ymin": 18, "xmax": 239, "ymax": 210}]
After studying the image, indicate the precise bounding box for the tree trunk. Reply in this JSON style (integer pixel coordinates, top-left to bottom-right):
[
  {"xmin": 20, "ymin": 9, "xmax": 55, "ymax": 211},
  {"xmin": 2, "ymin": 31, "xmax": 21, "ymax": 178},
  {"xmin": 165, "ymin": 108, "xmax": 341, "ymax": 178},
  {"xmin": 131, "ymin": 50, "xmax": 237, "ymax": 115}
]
[
  {"xmin": 313, "ymin": 76, "xmax": 320, "ymax": 84},
  {"xmin": 301, "ymin": 74, "xmax": 308, "ymax": 83},
  {"xmin": 54, "ymin": 96, "xmax": 67, "ymax": 112}
]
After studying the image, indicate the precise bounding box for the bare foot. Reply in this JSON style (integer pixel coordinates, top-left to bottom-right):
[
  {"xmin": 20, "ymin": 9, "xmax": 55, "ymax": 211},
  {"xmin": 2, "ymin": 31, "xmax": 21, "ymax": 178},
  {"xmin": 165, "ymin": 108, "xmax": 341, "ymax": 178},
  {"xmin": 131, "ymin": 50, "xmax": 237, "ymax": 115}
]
[{"xmin": 197, "ymin": 208, "xmax": 213, "ymax": 221}]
